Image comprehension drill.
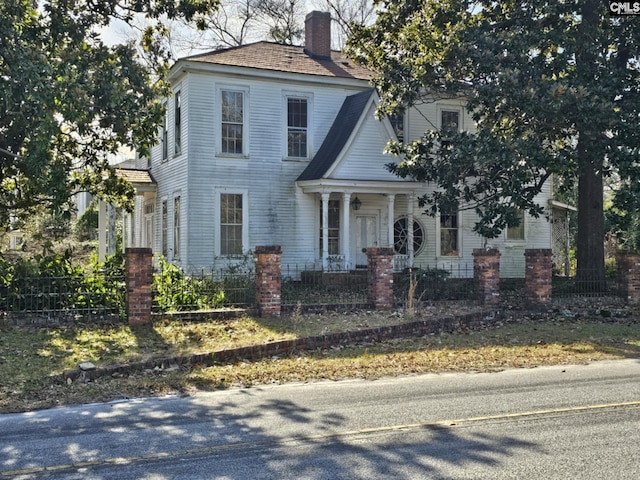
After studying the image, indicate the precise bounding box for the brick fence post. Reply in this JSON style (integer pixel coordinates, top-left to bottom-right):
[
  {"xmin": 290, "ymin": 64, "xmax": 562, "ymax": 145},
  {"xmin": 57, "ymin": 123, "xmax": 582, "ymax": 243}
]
[
  {"xmin": 473, "ymin": 248, "xmax": 501, "ymax": 306},
  {"xmin": 125, "ymin": 248, "xmax": 153, "ymax": 325},
  {"xmin": 616, "ymin": 251, "xmax": 640, "ymax": 304},
  {"xmin": 255, "ymin": 246, "xmax": 282, "ymax": 317},
  {"xmin": 524, "ymin": 248, "xmax": 553, "ymax": 306},
  {"xmin": 366, "ymin": 247, "xmax": 395, "ymax": 310}
]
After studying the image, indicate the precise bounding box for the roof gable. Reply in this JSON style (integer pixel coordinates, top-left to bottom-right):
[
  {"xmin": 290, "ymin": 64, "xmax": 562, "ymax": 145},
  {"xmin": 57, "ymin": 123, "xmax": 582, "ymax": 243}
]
[
  {"xmin": 297, "ymin": 90, "xmax": 375, "ymax": 181},
  {"xmin": 297, "ymin": 90, "xmax": 401, "ymax": 183}
]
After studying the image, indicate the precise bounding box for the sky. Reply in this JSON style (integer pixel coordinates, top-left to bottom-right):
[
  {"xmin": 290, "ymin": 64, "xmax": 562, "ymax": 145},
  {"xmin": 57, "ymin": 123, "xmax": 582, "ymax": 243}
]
[{"xmin": 98, "ymin": 0, "xmax": 330, "ymax": 58}]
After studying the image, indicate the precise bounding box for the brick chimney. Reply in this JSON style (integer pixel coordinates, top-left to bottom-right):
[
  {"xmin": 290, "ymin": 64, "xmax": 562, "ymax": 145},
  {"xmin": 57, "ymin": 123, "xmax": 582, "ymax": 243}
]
[{"xmin": 304, "ymin": 11, "xmax": 332, "ymax": 59}]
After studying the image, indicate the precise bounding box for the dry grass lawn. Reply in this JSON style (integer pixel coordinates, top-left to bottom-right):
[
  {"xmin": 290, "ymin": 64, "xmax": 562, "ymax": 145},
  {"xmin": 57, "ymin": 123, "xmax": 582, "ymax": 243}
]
[{"xmin": 1, "ymin": 300, "xmax": 639, "ymax": 413}]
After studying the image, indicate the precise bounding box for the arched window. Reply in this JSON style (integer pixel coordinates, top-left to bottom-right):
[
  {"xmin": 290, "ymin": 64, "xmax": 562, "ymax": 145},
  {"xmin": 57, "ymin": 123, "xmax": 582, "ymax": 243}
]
[{"xmin": 394, "ymin": 217, "xmax": 425, "ymax": 255}]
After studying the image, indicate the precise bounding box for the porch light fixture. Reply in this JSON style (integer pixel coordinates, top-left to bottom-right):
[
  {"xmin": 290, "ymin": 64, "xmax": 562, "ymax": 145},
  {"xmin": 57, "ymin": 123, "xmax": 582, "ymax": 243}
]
[{"xmin": 351, "ymin": 195, "xmax": 362, "ymax": 211}]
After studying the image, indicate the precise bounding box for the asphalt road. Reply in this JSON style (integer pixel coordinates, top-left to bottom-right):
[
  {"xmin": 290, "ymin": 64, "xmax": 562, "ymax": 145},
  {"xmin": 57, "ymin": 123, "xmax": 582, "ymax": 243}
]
[{"xmin": 1, "ymin": 359, "xmax": 639, "ymax": 479}]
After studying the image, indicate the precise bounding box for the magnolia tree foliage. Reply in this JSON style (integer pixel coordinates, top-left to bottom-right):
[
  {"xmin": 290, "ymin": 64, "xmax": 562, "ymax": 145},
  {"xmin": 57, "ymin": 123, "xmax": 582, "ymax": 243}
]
[
  {"xmin": 348, "ymin": 0, "xmax": 640, "ymax": 280},
  {"xmin": 0, "ymin": 0, "xmax": 219, "ymax": 230}
]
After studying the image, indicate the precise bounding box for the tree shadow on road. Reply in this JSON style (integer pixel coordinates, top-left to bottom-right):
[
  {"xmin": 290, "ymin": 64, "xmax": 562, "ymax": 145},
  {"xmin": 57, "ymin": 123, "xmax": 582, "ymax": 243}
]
[{"xmin": 2, "ymin": 387, "xmax": 542, "ymax": 479}]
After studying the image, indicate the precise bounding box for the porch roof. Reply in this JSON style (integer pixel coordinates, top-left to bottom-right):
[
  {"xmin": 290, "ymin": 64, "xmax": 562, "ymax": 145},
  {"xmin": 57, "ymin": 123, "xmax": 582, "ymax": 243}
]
[
  {"xmin": 114, "ymin": 168, "xmax": 157, "ymax": 194},
  {"xmin": 296, "ymin": 178, "xmax": 423, "ymax": 195}
]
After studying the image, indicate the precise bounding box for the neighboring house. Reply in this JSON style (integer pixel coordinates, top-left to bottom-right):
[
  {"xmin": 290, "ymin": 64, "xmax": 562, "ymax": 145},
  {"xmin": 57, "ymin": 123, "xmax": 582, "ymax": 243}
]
[{"xmin": 126, "ymin": 11, "xmax": 554, "ymax": 277}]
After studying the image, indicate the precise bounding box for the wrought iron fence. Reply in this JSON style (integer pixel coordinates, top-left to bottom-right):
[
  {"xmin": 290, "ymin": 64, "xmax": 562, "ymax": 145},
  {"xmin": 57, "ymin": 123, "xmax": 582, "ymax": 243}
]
[
  {"xmin": 152, "ymin": 265, "xmax": 255, "ymax": 312},
  {"xmin": 394, "ymin": 263, "xmax": 475, "ymax": 305},
  {"xmin": 553, "ymin": 269, "xmax": 618, "ymax": 298},
  {"xmin": 282, "ymin": 264, "xmax": 369, "ymax": 309},
  {"xmin": 0, "ymin": 270, "xmax": 125, "ymax": 319}
]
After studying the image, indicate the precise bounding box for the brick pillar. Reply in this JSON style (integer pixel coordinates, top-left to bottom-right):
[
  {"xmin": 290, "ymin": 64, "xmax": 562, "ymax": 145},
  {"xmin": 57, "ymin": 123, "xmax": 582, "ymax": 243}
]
[
  {"xmin": 473, "ymin": 248, "xmax": 501, "ymax": 305},
  {"xmin": 616, "ymin": 251, "xmax": 640, "ymax": 304},
  {"xmin": 125, "ymin": 248, "xmax": 153, "ymax": 325},
  {"xmin": 367, "ymin": 247, "xmax": 395, "ymax": 310},
  {"xmin": 255, "ymin": 246, "xmax": 282, "ymax": 317},
  {"xmin": 524, "ymin": 249, "xmax": 553, "ymax": 306}
]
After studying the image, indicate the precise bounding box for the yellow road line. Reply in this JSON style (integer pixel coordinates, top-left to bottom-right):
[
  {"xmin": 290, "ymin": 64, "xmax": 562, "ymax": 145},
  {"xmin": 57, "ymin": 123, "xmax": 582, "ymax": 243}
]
[{"xmin": 2, "ymin": 400, "xmax": 639, "ymax": 477}]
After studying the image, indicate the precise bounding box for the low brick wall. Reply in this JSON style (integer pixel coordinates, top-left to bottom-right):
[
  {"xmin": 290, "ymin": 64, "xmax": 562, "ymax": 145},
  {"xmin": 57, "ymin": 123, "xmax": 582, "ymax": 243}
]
[{"xmin": 54, "ymin": 309, "xmax": 502, "ymax": 383}]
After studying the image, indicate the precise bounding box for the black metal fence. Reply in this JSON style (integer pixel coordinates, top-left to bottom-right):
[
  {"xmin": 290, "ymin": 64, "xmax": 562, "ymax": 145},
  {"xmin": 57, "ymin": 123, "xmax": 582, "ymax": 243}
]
[
  {"xmin": 1, "ymin": 256, "xmax": 629, "ymax": 320},
  {"xmin": 0, "ymin": 271, "xmax": 125, "ymax": 319},
  {"xmin": 394, "ymin": 264, "xmax": 475, "ymax": 306},
  {"xmin": 152, "ymin": 264, "xmax": 255, "ymax": 312},
  {"xmin": 282, "ymin": 264, "xmax": 369, "ymax": 309}
]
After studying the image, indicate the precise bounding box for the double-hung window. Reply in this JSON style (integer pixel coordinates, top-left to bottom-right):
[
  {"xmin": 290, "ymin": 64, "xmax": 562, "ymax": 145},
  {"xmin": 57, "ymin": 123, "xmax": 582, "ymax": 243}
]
[
  {"xmin": 173, "ymin": 196, "xmax": 181, "ymax": 259},
  {"xmin": 219, "ymin": 192, "xmax": 246, "ymax": 256},
  {"xmin": 287, "ymin": 97, "xmax": 308, "ymax": 158},
  {"xmin": 319, "ymin": 199, "xmax": 340, "ymax": 255},
  {"xmin": 221, "ymin": 89, "xmax": 245, "ymax": 155},
  {"xmin": 440, "ymin": 108, "xmax": 461, "ymax": 151},
  {"xmin": 440, "ymin": 212, "xmax": 459, "ymax": 256},
  {"xmin": 161, "ymin": 200, "xmax": 168, "ymax": 257},
  {"xmin": 389, "ymin": 110, "xmax": 405, "ymax": 143},
  {"xmin": 161, "ymin": 110, "xmax": 168, "ymax": 162},
  {"xmin": 174, "ymin": 91, "xmax": 182, "ymax": 155},
  {"xmin": 507, "ymin": 210, "xmax": 525, "ymax": 241}
]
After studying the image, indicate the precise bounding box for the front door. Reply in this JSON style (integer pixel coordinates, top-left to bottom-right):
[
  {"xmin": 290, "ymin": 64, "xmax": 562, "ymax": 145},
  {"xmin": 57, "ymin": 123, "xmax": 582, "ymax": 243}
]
[{"xmin": 354, "ymin": 214, "xmax": 378, "ymax": 267}]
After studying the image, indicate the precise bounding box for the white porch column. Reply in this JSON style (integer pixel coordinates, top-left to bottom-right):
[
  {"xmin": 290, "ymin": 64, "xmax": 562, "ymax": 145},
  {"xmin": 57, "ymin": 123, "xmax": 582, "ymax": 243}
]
[
  {"xmin": 387, "ymin": 194, "xmax": 395, "ymax": 248},
  {"xmin": 122, "ymin": 210, "xmax": 128, "ymax": 253},
  {"xmin": 98, "ymin": 200, "xmax": 107, "ymax": 262},
  {"xmin": 342, "ymin": 192, "xmax": 351, "ymax": 269},
  {"xmin": 107, "ymin": 203, "xmax": 117, "ymax": 256},
  {"xmin": 408, "ymin": 192, "xmax": 415, "ymax": 268},
  {"xmin": 321, "ymin": 192, "xmax": 330, "ymax": 270}
]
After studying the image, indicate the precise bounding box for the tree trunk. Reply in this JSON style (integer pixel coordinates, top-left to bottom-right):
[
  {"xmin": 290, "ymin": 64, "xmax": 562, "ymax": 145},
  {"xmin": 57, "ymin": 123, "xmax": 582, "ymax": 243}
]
[
  {"xmin": 575, "ymin": 0, "xmax": 606, "ymax": 291},
  {"xmin": 576, "ymin": 141, "xmax": 606, "ymax": 290}
]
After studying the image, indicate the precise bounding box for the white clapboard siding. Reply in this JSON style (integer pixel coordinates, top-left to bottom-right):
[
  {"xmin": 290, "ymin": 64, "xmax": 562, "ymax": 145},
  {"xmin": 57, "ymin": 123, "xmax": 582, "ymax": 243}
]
[{"xmin": 138, "ymin": 62, "xmax": 554, "ymax": 274}]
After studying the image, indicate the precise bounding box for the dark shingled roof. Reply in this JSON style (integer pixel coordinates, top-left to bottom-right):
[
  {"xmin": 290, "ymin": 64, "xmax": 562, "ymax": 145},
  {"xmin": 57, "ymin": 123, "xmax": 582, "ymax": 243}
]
[
  {"xmin": 297, "ymin": 89, "xmax": 375, "ymax": 181},
  {"xmin": 180, "ymin": 41, "xmax": 373, "ymax": 80}
]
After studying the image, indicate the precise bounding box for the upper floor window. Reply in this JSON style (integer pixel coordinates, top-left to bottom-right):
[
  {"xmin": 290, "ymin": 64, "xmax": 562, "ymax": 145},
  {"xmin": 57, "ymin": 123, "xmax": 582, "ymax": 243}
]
[
  {"xmin": 440, "ymin": 109, "xmax": 461, "ymax": 150},
  {"xmin": 174, "ymin": 92, "xmax": 182, "ymax": 155},
  {"xmin": 441, "ymin": 110, "xmax": 460, "ymax": 134},
  {"xmin": 389, "ymin": 110, "xmax": 405, "ymax": 143},
  {"xmin": 287, "ymin": 97, "xmax": 308, "ymax": 158},
  {"xmin": 440, "ymin": 212, "xmax": 459, "ymax": 256},
  {"xmin": 161, "ymin": 112, "xmax": 168, "ymax": 162},
  {"xmin": 221, "ymin": 90, "xmax": 244, "ymax": 155}
]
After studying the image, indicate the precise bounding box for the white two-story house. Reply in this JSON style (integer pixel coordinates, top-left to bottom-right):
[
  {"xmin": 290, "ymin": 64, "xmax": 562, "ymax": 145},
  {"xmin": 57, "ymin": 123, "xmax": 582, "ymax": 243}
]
[{"xmin": 125, "ymin": 11, "xmax": 554, "ymax": 277}]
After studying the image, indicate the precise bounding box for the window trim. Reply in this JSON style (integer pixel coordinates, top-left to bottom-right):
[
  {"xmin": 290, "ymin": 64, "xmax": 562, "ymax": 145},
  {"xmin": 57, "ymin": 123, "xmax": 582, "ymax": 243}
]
[
  {"xmin": 214, "ymin": 188, "xmax": 249, "ymax": 257},
  {"xmin": 283, "ymin": 91, "xmax": 313, "ymax": 161},
  {"xmin": 216, "ymin": 85, "xmax": 250, "ymax": 158}
]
